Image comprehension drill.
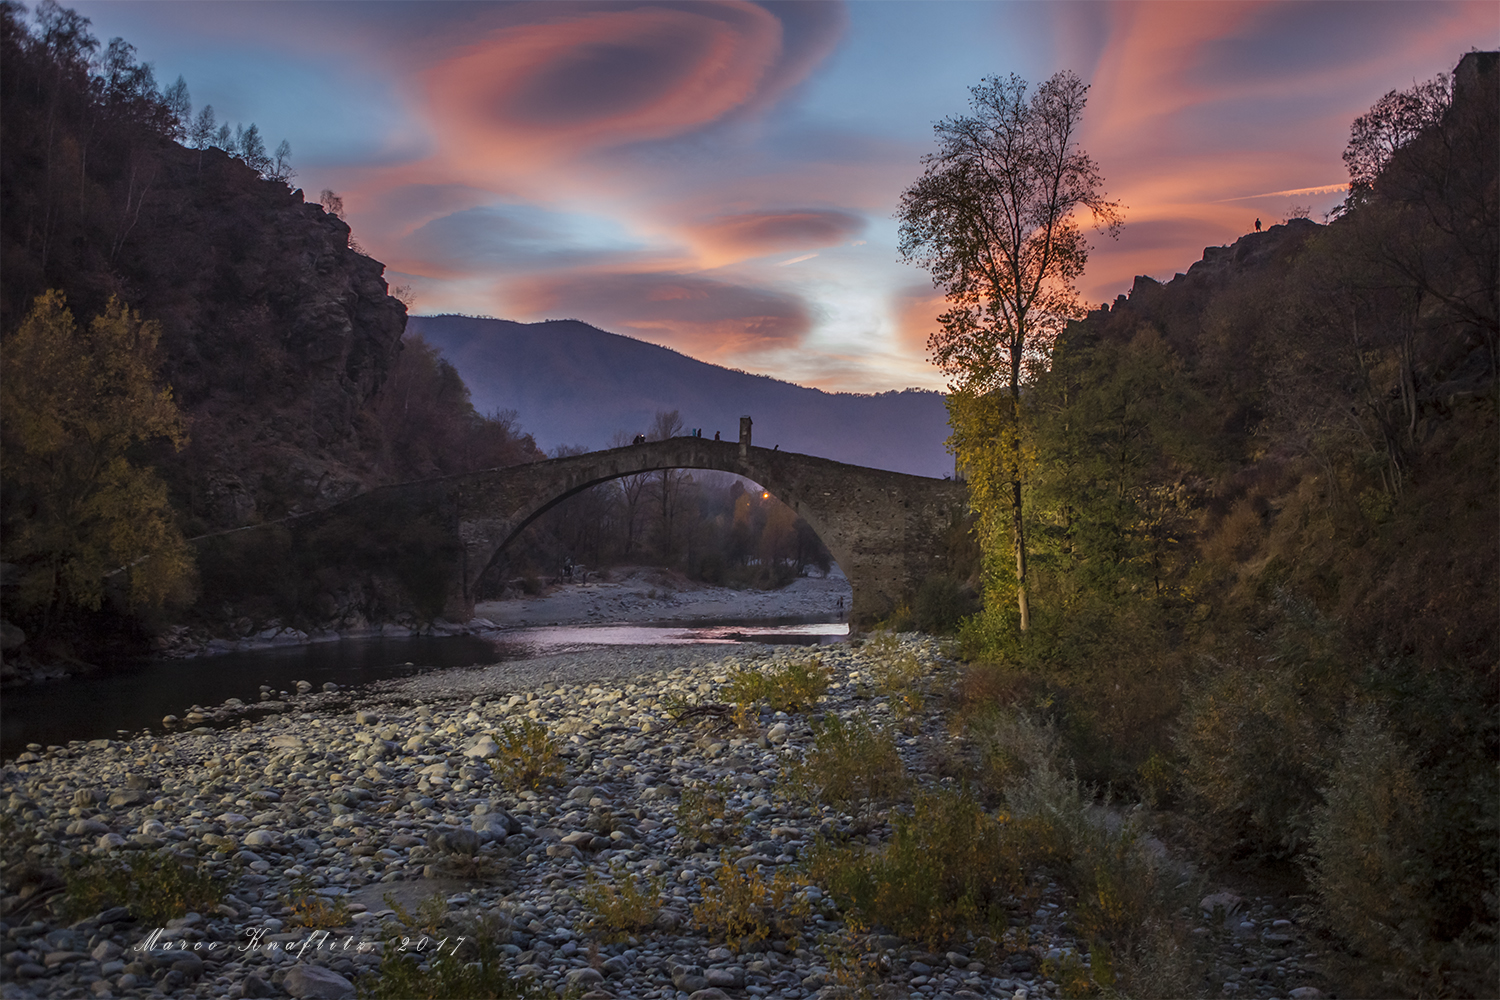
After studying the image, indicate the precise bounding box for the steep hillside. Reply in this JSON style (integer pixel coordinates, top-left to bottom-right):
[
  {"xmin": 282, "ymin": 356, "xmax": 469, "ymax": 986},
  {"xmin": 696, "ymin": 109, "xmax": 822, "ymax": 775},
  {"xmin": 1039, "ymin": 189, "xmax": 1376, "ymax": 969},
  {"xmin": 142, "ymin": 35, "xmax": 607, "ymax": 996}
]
[
  {"xmin": 0, "ymin": 7, "xmax": 408, "ymax": 533},
  {"xmin": 405, "ymin": 316, "xmax": 955, "ymax": 479}
]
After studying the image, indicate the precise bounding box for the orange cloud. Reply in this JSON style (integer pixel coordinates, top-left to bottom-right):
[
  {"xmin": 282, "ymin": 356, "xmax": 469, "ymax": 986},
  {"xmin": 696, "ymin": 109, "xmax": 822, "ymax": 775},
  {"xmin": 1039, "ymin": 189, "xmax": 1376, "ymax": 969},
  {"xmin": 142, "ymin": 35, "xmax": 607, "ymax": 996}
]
[
  {"xmin": 683, "ymin": 208, "xmax": 866, "ymax": 265},
  {"xmin": 422, "ymin": 2, "xmax": 784, "ymax": 171},
  {"xmin": 890, "ymin": 283, "xmax": 950, "ymax": 362}
]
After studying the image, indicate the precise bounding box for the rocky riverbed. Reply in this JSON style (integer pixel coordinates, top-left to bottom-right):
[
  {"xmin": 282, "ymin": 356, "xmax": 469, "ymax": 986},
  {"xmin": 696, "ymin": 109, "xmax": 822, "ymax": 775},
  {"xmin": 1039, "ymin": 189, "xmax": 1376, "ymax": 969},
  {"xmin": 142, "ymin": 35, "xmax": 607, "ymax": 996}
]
[{"xmin": 1, "ymin": 637, "xmax": 1332, "ymax": 1000}]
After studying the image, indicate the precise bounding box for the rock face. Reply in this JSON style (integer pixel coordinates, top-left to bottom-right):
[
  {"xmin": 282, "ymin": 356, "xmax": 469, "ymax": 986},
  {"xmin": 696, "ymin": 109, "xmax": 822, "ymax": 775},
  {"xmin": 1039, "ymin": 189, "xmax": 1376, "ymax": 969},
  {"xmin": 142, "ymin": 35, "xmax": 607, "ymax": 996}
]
[
  {"xmin": 130, "ymin": 146, "xmax": 408, "ymax": 528},
  {"xmin": 0, "ymin": 63, "xmax": 408, "ymax": 531}
]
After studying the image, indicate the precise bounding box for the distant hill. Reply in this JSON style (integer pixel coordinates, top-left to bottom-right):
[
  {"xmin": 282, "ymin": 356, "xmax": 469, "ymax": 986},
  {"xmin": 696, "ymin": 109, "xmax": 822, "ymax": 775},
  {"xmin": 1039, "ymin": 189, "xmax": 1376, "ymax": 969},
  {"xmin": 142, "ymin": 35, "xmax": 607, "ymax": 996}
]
[{"xmin": 403, "ymin": 316, "xmax": 956, "ymax": 479}]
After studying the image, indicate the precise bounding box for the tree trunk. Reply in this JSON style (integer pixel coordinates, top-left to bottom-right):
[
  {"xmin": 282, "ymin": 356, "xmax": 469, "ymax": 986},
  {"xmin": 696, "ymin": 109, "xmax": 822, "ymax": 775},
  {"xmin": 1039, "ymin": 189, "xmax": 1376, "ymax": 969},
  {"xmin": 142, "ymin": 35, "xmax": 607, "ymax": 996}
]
[
  {"xmin": 1012, "ymin": 475, "xmax": 1029, "ymax": 630},
  {"xmin": 1009, "ymin": 377, "xmax": 1030, "ymax": 631}
]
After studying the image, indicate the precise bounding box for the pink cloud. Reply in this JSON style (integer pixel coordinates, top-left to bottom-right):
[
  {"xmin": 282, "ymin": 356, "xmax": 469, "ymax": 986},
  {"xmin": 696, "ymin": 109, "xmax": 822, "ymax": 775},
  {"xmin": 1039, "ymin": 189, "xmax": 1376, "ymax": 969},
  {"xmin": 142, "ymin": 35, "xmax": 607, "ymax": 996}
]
[
  {"xmin": 683, "ymin": 208, "xmax": 866, "ymax": 264},
  {"xmin": 421, "ymin": 3, "xmax": 785, "ymax": 170},
  {"xmin": 504, "ymin": 269, "xmax": 811, "ymax": 359}
]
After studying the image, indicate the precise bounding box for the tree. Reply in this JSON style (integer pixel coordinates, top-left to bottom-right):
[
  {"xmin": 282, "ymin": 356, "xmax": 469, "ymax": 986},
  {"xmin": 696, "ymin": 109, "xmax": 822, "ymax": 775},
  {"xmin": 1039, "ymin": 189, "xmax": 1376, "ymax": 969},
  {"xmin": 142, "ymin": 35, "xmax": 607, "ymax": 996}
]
[
  {"xmin": 268, "ymin": 138, "xmax": 294, "ymax": 183},
  {"xmin": 1340, "ymin": 73, "xmax": 1450, "ymax": 210},
  {"xmin": 238, "ymin": 122, "xmax": 269, "ymax": 175},
  {"xmin": 188, "ymin": 103, "xmax": 216, "ymax": 148},
  {"xmin": 898, "ymin": 70, "xmax": 1121, "ymax": 630},
  {"xmin": 0, "ymin": 291, "xmax": 194, "ymax": 623},
  {"xmin": 647, "ymin": 409, "xmax": 687, "ymax": 561},
  {"xmin": 161, "ymin": 74, "xmax": 190, "ymax": 140}
]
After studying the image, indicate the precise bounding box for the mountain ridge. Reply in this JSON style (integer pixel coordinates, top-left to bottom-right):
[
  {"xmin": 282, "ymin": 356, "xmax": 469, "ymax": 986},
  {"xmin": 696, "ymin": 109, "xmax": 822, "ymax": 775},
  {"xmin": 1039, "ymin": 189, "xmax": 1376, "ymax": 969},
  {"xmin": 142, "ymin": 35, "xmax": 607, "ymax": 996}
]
[{"xmin": 403, "ymin": 315, "xmax": 957, "ymax": 479}]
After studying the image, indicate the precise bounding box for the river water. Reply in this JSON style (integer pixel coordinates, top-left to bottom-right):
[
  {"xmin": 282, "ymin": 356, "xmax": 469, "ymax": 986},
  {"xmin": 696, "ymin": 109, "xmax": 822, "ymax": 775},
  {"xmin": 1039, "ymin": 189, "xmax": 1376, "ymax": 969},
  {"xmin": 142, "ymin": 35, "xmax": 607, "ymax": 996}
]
[{"xmin": 0, "ymin": 618, "xmax": 847, "ymax": 758}]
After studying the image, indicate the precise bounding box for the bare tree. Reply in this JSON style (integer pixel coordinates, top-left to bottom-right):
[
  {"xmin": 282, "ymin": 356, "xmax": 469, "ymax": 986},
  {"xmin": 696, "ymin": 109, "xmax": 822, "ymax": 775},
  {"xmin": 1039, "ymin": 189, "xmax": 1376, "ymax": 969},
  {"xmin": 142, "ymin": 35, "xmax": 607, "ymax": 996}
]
[
  {"xmin": 268, "ymin": 138, "xmax": 294, "ymax": 183},
  {"xmin": 647, "ymin": 410, "xmax": 688, "ymax": 561},
  {"xmin": 898, "ymin": 70, "xmax": 1121, "ymax": 630},
  {"xmin": 608, "ymin": 430, "xmax": 651, "ymax": 556},
  {"xmin": 189, "ymin": 104, "xmax": 216, "ymax": 148},
  {"xmin": 237, "ymin": 122, "xmax": 269, "ymax": 175},
  {"xmin": 161, "ymin": 74, "xmax": 190, "ymax": 140}
]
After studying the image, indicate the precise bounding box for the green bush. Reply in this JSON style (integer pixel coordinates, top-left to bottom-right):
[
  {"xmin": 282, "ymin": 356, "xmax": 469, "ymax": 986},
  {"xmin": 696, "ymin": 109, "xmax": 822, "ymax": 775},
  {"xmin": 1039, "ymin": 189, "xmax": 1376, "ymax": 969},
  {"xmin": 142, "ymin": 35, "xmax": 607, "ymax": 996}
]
[
  {"xmin": 490, "ymin": 719, "xmax": 564, "ymax": 792},
  {"xmin": 675, "ymin": 779, "xmax": 744, "ymax": 849},
  {"xmin": 912, "ymin": 573, "xmax": 979, "ymax": 634},
  {"xmin": 861, "ymin": 631, "xmax": 930, "ymax": 719},
  {"xmin": 691, "ymin": 855, "xmax": 811, "ymax": 953},
  {"xmin": 64, "ymin": 850, "xmax": 229, "ymax": 926},
  {"xmin": 1174, "ymin": 659, "xmax": 1329, "ymax": 858},
  {"xmin": 808, "ymin": 786, "xmax": 1026, "ymax": 948},
  {"xmin": 720, "ymin": 657, "xmax": 829, "ymax": 716},
  {"xmin": 788, "ymin": 711, "xmax": 907, "ymax": 809},
  {"xmin": 578, "ymin": 861, "xmax": 665, "ymax": 942},
  {"xmin": 1307, "ymin": 702, "xmax": 1499, "ymax": 998},
  {"xmin": 971, "ymin": 712, "xmax": 1200, "ymax": 997},
  {"xmin": 363, "ymin": 911, "xmax": 538, "ymax": 1000}
]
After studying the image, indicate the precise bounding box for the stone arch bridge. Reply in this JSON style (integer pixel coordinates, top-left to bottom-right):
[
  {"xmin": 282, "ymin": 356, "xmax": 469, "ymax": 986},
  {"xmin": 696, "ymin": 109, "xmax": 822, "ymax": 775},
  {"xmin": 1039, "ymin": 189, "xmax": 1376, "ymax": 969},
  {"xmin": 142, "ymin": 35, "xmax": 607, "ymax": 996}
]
[{"xmin": 204, "ymin": 437, "xmax": 969, "ymax": 628}]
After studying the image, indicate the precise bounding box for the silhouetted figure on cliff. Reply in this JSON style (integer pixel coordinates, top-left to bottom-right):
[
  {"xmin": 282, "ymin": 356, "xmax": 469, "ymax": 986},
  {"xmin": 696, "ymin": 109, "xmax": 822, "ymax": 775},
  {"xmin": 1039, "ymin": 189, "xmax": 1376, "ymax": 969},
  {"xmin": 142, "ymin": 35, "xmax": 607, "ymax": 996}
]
[
  {"xmin": 1254, "ymin": 218, "xmax": 1262, "ymax": 231},
  {"xmin": 632, "ymin": 433, "xmax": 645, "ymax": 445}
]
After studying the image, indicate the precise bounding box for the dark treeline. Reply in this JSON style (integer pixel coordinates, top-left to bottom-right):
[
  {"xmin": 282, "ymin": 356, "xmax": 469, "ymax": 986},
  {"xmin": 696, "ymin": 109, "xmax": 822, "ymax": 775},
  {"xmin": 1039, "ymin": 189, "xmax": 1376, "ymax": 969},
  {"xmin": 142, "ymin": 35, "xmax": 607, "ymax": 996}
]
[
  {"xmin": 493, "ymin": 408, "xmax": 832, "ymax": 595},
  {"xmin": 948, "ymin": 54, "xmax": 1496, "ymax": 996}
]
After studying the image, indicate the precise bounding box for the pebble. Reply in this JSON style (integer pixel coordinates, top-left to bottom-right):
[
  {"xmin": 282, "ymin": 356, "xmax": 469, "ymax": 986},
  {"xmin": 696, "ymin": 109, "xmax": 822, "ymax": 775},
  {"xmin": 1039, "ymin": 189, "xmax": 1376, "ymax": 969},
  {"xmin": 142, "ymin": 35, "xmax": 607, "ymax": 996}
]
[{"xmin": 0, "ymin": 636, "xmax": 1330, "ymax": 999}]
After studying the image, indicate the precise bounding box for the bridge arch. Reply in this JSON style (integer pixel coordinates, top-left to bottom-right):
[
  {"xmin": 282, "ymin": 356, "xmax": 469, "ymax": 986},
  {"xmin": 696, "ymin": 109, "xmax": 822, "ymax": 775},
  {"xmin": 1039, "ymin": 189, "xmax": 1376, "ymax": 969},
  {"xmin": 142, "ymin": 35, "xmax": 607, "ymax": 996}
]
[
  {"xmin": 468, "ymin": 452, "xmax": 849, "ymax": 595},
  {"xmin": 443, "ymin": 438, "xmax": 968, "ymax": 627}
]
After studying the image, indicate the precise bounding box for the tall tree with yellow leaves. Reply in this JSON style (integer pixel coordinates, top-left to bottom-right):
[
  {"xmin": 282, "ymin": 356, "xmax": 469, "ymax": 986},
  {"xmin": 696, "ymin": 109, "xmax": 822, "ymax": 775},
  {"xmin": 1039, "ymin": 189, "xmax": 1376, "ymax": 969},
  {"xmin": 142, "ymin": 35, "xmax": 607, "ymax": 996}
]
[{"xmin": 1, "ymin": 291, "xmax": 194, "ymax": 632}]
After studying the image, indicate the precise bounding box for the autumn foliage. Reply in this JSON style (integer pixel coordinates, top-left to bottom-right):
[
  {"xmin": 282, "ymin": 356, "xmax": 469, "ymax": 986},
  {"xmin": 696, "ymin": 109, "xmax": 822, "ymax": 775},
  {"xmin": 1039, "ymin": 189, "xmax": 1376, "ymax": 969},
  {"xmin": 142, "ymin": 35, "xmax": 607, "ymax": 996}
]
[{"xmin": 945, "ymin": 55, "xmax": 1496, "ymax": 996}]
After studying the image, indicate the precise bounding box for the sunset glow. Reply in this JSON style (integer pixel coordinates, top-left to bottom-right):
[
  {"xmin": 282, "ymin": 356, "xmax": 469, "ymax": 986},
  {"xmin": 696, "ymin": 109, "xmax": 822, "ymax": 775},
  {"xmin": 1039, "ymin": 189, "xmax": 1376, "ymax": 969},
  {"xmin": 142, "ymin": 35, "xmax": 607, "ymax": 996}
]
[{"xmin": 73, "ymin": 0, "xmax": 1498, "ymax": 392}]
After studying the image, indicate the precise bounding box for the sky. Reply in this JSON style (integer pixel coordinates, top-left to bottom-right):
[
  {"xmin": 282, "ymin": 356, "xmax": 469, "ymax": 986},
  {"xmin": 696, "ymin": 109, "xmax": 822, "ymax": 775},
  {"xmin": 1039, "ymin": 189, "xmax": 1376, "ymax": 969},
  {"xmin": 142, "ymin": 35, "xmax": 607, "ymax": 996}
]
[{"xmin": 69, "ymin": 0, "xmax": 1498, "ymax": 393}]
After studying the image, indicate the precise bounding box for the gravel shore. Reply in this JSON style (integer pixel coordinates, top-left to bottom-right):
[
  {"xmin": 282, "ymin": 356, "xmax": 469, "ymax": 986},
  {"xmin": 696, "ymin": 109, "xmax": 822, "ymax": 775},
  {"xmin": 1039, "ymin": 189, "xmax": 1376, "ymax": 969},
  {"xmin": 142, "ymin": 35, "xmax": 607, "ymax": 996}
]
[
  {"xmin": 472, "ymin": 567, "xmax": 852, "ymax": 629},
  {"xmin": 1, "ymin": 638, "xmax": 1329, "ymax": 1000}
]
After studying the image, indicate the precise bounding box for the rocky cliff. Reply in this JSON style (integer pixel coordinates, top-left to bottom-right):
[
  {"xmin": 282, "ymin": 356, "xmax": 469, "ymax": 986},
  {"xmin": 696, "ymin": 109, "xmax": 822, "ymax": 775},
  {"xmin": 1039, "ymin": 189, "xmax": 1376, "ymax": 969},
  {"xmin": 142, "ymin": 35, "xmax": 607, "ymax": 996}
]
[{"xmin": 1, "ymin": 8, "xmax": 408, "ymax": 532}]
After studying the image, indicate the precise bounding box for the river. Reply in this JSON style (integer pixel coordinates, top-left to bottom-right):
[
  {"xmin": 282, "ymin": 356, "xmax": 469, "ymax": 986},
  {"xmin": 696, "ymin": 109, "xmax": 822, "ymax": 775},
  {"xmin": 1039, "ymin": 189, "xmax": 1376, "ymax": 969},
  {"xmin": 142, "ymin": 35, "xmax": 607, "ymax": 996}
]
[{"xmin": 0, "ymin": 618, "xmax": 847, "ymax": 758}]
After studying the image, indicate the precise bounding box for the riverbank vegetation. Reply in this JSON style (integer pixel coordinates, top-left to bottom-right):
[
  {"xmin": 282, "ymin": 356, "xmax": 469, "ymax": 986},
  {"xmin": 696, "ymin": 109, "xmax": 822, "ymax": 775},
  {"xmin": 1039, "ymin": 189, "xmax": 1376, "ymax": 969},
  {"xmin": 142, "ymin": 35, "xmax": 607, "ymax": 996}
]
[{"xmin": 915, "ymin": 58, "xmax": 1496, "ymax": 997}]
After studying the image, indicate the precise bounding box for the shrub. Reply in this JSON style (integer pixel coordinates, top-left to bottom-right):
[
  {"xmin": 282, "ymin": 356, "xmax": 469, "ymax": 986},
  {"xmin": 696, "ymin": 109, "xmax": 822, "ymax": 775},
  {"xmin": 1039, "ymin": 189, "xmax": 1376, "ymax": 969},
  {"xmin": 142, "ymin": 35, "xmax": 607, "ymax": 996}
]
[
  {"xmin": 808, "ymin": 786, "xmax": 1028, "ymax": 949},
  {"xmin": 1306, "ymin": 702, "xmax": 1498, "ymax": 998},
  {"xmin": 283, "ymin": 874, "xmax": 352, "ymax": 929},
  {"xmin": 1174, "ymin": 659, "xmax": 1329, "ymax": 858},
  {"xmin": 911, "ymin": 573, "xmax": 979, "ymax": 634},
  {"xmin": 490, "ymin": 719, "xmax": 564, "ymax": 792},
  {"xmin": 967, "ymin": 708, "xmax": 1066, "ymax": 805},
  {"xmin": 789, "ymin": 711, "xmax": 907, "ymax": 809},
  {"xmin": 721, "ymin": 657, "xmax": 830, "ymax": 716},
  {"xmin": 63, "ymin": 850, "xmax": 229, "ymax": 926},
  {"xmin": 971, "ymin": 712, "xmax": 1199, "ymax": 997},
  {"xmin": 578, "ymin": 861, "xmax": 665, "ymax": 942},
  {"xmin": 691, "ymin": 854, "xmax": 811, "ymax": 952},
  {"xmin": 1066, "ymin": 819, "xmax": 1197, "ymax": 999},
  {"xmin": 363, "ymin": 910, "xmax": 537, "ymax": 1000},
  {"xmin": 861, "ymin": 631, "xmax": 929, "ymax": 718},
  {"xmin": 675, "ymin": 779, "xmax": 744, "ymax": 849}
]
